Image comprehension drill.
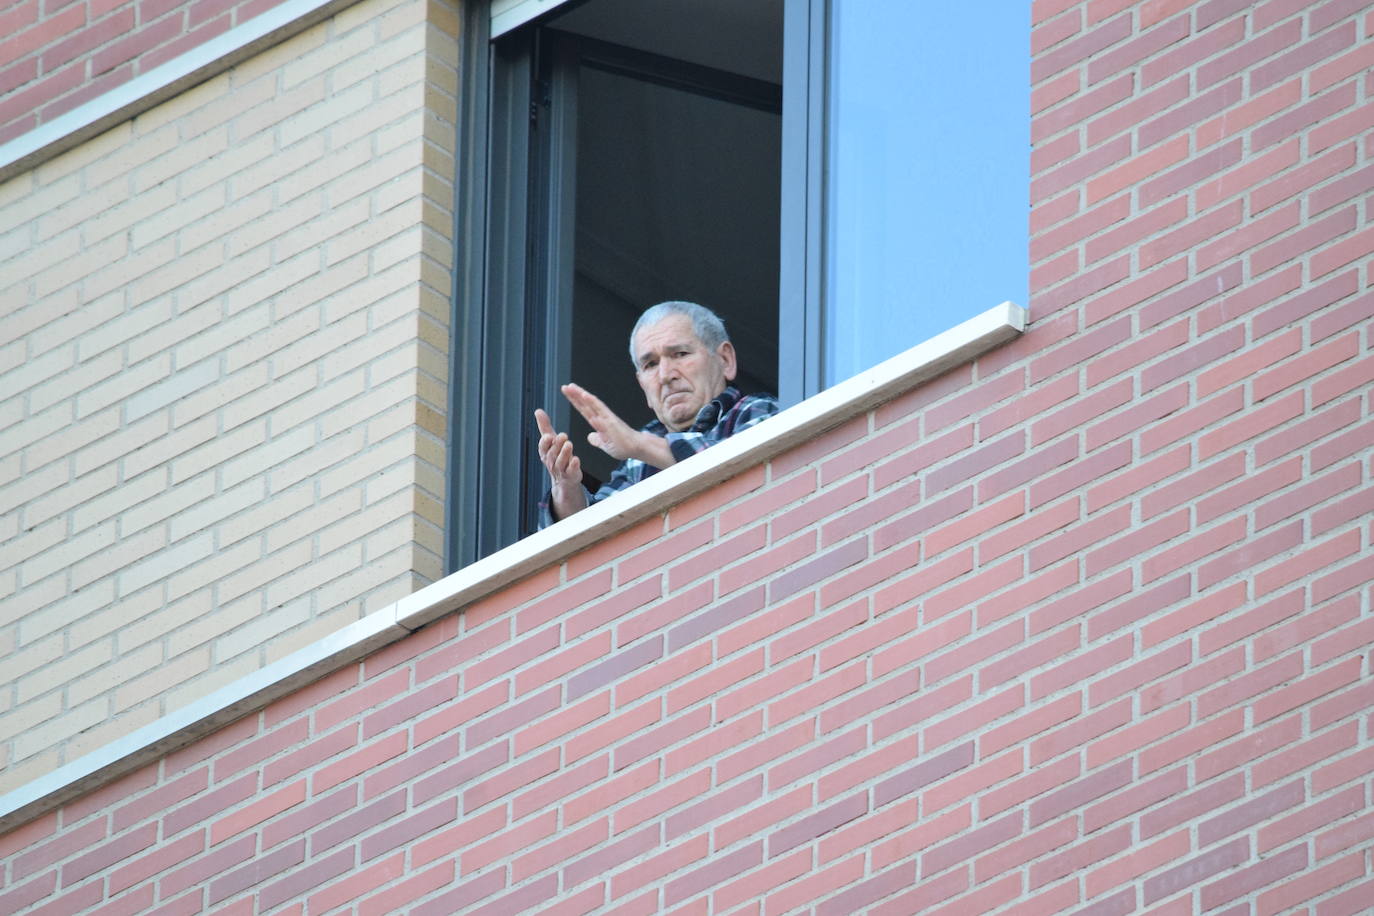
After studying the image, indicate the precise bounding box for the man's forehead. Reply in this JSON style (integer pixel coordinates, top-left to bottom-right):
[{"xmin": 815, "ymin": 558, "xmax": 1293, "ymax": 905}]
[{"xmin": 635, "ymin": 316, "xmax": 702, "ymax": 356}]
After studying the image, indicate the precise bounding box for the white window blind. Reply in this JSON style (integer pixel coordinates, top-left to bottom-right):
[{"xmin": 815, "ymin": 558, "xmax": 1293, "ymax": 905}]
[{"xmin": 490, "ymin": 0, "xmax": 575, "ymax": 37}]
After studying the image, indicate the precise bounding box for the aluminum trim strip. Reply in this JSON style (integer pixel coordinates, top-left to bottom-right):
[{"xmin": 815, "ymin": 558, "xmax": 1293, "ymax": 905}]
[{"xmin": 0, "ymin": 0, "xmax": 359, "ymax": 184}]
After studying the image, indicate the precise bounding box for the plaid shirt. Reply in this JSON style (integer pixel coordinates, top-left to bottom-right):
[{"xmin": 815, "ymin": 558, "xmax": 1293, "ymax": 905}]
[{"xmin": 538, "ymin": 387, "xmax": 780, "ymax": 528}]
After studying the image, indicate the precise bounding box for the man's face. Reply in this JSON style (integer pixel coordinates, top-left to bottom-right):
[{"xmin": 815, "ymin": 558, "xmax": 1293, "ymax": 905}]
[{"xmin": 634, "ymin": 314, "xmax": 737, "ymax": 432}]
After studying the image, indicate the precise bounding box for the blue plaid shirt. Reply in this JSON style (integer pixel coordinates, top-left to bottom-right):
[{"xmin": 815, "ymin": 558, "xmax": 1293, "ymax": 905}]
[{"xmin": 538, "ymin": 386, "xmax": 779, "ymax": 528}]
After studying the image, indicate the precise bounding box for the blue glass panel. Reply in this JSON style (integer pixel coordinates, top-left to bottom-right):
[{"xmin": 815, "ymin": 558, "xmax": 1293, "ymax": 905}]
[{"xmin": 824, "ymin": 1, "xmax": 1030, "ymax": 385}]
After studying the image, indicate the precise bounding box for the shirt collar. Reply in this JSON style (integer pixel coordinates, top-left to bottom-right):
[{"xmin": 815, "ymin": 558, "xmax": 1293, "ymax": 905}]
[
  {"xmin": 689, "ymin": 386, "xmax": 742, "ymax": 431},
  {"xmin": 645, "ymin": 386, "xmax": 742, "ymax": 435}
]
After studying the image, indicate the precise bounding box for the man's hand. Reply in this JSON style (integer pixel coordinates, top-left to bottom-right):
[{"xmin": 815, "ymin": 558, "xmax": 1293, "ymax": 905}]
[
  {"xmin": 562, "ymin": 383, "xmax": 675, "ymax": 470},
  {"xmin": 535, "ymin": 408, "xmax": 588, "ymax": 520}
]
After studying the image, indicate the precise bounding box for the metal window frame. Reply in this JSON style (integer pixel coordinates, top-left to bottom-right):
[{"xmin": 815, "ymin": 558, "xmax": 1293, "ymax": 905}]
[
  {"xmin": 778, "ymin": 0, "xmax": 827, "ymax": 405},
  {"xmin": 449, "ymin": 3, "xmax": 540, "ymax": 568}
]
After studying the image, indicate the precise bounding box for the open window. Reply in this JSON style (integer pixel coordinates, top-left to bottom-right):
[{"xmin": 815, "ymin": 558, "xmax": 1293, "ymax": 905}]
[
  {"xmin": 449, "ymin": 0, "xmax": 1028, "ymax": 567},
  {"xmin": 452, "ymin": 0, "xmax": 786, "ymax": 562},
  {"xmin": 531, "ymin": 6, "xmax": 784, "ymax": 496}
]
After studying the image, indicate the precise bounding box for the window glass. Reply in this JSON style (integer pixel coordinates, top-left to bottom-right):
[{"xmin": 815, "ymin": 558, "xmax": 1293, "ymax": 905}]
[{"xmin": 823, "ymin": 1, "xmax": 1029, "ymax": 385}]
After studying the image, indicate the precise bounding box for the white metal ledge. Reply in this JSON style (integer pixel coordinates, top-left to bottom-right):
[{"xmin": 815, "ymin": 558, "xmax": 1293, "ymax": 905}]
[
  {"xmin": 0, "ymin": 301, "xmax": 1025, "ymax": 833},
  {"xmin": 0, "ymin": 0, "xmax": 573, "ymax": 183},
  {"xmin": 0, "ymin": 0, "xmax": 360, "ymax": 185}
]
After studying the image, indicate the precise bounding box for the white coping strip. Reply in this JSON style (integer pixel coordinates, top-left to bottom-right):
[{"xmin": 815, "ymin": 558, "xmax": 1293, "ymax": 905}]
[
  {"xmin": 0, "ymin": 301, "xmax": 1025, "ymax": 832},
  {"xmin": 0, "ymin": 0, "xmax": 360, "ymax": 185},
  {"xmin": 0, "ymin": 0, "xmax": 579, "ymax": 183}
]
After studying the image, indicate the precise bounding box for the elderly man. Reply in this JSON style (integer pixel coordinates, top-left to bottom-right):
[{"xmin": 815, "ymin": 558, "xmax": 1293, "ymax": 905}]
[{"xmin": 535, "ymin": 301, "xmax": 780, "ymax": 525}]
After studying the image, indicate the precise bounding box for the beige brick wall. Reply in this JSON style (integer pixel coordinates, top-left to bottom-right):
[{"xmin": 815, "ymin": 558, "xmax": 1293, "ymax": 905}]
[{"xmin": 0, "ymin": 0, "xmax": 458, "ymax": 793}]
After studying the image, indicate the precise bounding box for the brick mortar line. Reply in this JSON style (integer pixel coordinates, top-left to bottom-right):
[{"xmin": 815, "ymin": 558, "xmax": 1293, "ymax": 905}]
[
  {"xmin": 387, "ymin": 561, "xmax": 1368, "ymax": 837},
  {"xmin": 1029, "ymin": 4, "xmax": 1354, "ymax": 99},
  {"xmin": 103, "ymin": 648, "xmax": 1357, "ymax": 916},
  {"xmin": 1030, "ymin": 283, "xmax": 1351, "ymax": 390},
  {"xmin": 1031, "ymin": 22, "xmax": 1369, "ymax": 171}
]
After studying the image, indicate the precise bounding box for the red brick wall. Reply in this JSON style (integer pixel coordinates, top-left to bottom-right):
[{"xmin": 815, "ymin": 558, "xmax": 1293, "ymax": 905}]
[
  {"xmin": 2, "ymin": 0, "xmax": 1373, "ymax": 913},
  {"xmin": 0, "ymin": 0, "xmax": 292, "ymax": 144}
]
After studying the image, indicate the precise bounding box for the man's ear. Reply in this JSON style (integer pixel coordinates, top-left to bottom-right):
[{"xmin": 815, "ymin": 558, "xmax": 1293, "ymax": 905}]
[{"xmin": 718, "ymin": 340, "xmax": 738, "ymax": 381}]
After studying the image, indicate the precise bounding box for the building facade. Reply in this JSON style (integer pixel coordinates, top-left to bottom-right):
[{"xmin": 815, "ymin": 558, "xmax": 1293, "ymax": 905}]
[{"xmin": 1, "ymin": 0, "xmax": 1372, "ymax": 913}]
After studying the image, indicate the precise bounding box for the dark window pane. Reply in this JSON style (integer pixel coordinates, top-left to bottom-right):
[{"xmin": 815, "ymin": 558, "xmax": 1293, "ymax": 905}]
[{"xmin": 570, "ymin": 64, "xmax": 781, "ymax": 485}]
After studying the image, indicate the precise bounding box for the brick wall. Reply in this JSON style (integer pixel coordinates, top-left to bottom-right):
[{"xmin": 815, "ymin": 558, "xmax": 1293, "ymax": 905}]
[
  {"xmin": 1, "ymin": 0, "xmax": 1373, "ymax": 913},
  {"xmin": 0, "ymin": 0, "xmax": 297, "ymax": 145},
  {"xmin": 0, "ymin": 0, "xmax": 456, "ymax": 792}
]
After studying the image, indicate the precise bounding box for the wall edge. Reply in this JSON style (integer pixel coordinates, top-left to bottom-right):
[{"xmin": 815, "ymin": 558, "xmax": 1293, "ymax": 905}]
[{"xmin": 0, "ymin": 0, "xmax": 364, "ymax": 185}]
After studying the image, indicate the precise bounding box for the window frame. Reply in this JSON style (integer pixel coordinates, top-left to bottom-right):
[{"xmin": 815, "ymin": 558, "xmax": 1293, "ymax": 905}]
[
  {"xmin": 447, "ymin": 0, "xmax": 824, "ymax": 571},
  {"xmin": 778, "ymin": 0, "xmax": 826, "ymax": 407}
]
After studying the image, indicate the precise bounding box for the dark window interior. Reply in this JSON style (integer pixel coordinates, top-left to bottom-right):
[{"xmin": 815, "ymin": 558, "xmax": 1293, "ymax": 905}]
[{"xmin": 537, "ymin": 0, "xmax": 783, "ymax": 488}]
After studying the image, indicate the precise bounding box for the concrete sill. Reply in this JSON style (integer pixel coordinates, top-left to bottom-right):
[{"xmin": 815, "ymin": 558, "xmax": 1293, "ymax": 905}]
[{"xmin": 0, "ymin": 300, "xmax": 1025, "ymax": 832}]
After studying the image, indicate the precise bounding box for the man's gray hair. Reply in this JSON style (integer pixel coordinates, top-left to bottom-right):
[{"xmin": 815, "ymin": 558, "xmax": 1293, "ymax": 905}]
[{"xmin": 629, "ymin": 300, "xmax": 729, "ymax": 366}]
